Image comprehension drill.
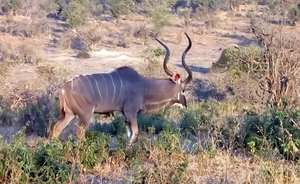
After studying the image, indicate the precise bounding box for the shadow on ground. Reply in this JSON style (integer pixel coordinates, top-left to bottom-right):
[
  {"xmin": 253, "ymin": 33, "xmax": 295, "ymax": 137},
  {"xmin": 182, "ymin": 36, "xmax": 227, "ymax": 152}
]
[
  {"xmin": 176, "ymin": 64, "xmax": 210, "ymax": 74},
  {"xmin": 188, "ymin": 78, "xmax": 226, "ymax": 101},
  {"xmin": 220, "ymin": 33, "xmax": 256, "ymax": 46}
]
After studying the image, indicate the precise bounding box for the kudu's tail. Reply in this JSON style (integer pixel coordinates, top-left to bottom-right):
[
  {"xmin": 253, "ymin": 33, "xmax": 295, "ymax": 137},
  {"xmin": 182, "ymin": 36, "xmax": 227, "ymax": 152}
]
[{"xmin": 58, "ymin": 89, "xmax": 66, "ymax": 119}]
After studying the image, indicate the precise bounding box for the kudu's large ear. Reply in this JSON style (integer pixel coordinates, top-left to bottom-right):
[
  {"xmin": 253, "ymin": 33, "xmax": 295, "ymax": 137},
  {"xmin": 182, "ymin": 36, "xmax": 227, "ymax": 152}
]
[{"xmin": 172, "ymin": 73, "xmax": 181, "ymax": 84}]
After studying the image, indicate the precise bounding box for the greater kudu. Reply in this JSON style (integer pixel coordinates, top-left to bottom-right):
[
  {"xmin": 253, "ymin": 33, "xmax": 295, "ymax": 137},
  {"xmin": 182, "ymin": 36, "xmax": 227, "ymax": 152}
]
[{"xmin": 50, "ymin": 33, "xmax": 193, "ymax": 146}]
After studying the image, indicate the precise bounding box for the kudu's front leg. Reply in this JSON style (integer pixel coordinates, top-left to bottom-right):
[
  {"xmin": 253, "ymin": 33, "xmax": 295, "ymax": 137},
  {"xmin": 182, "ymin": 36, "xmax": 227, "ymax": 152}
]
[
  {"xmin": 75, "ymin": 108, "xmax": 94, "ymax": 141},
  {"xmin": 124, "ymin": 112, "xmax": 139, "ymax": 146}
]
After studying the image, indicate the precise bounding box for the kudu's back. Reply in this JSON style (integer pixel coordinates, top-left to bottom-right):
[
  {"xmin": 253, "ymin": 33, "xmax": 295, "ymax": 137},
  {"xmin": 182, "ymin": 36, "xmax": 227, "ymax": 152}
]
[{"xmin": 61, "ymin": 66, "xmax": 145, "ymax": 114}]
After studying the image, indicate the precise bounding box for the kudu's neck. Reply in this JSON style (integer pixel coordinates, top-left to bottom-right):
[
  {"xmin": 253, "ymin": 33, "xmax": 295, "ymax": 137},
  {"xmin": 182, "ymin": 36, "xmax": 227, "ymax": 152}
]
[{"xmin": 143, "ymin": 77, "xmax": 177, "ymax": 102}]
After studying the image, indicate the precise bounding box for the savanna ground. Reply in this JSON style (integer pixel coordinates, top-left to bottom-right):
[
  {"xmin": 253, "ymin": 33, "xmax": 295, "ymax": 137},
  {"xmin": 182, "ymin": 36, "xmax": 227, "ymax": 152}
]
[{"xmin": 0, "ymin": 0, "xmax": 300, "ymax": 183}]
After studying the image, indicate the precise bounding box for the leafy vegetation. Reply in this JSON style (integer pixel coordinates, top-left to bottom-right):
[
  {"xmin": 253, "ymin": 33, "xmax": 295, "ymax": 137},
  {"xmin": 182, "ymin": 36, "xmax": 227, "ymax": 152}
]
[
  {"xmin": 288, "ymin": 6, "xmax": 300, "ymax": 24},
  {"xmin": 76, "ymin": 51, "xmax": 91, "ymax": 59},
  {"xmin": 150, "ymin": 5, "xmax": 171, "ymax": 35},
  {"xmin": 0, "ymin": 100, "xmax": 299, "ymax": 183},
  {"xmin": 107, "ymin": 0, "xmax": 133, "ymax": 19},
  {"xmin": 62, "ymin": 0, "xmax": 92, "ymax": 28},
  {"xmin": 0, "ymin": 0, "xmax": 300, "ymax": 183}
]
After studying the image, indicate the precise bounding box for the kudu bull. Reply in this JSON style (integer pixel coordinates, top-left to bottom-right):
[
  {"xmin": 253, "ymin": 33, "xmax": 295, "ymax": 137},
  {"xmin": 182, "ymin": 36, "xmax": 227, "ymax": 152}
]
[{"xmin": 50, "ymin": 33, "xmax": 193, "ymax": 146}]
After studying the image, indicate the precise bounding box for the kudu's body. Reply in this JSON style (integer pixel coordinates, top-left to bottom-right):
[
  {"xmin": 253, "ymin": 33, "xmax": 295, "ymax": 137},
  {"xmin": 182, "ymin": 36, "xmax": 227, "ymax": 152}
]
[{"xmin": 50, "ymin": 33, "xmax": 193, "ymax": 146}]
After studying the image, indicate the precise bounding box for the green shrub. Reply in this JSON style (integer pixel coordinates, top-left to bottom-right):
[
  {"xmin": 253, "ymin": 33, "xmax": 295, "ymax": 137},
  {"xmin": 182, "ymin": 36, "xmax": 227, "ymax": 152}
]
[
  {"xmin": 34, "ymin": 138, "xmax": 78, "ymax": 183},
  {"xmin": 107, "ymin": 0, "xmax": 133, "ymax": 18},
  {"xmin": 89, "ymin": 115, "xmax": 126, "ymax": 136},
  {"xmin": 92, "ymin": 3, "xmax": 103, "ymax": 17},
  {"xmin": 200, "ymin": 0, "xmax": 222, "ymax": 10},
  {"xmin": 137, "ymin": 113, "xmax": 165, "ymax": 134},
  {"xmin": 0, "ymin": 96, "xmax": 13, "ymax": 126},
  {"xmin": 79, "ymin": 132, "xmax": 111, "ymax": 169},
  {"xmin": 211, "ymin": 45, "xmax": 266, "ymax": 104},
  {"xmin": 0, "ymin": 129, "xmax": 112, "ymax": 183},
  {"xmin": 141, "ymin": 46, "xmax": 166, "ymax": 76},
  {"xmin": 288, "ymin": 6, "xmax": 300, "ymax": 23},
  {"xmin": 244, "ymin": 109, "xmax": 300, "ymax": 160},
  {"xmin": 179, "ymin": 102, "xmax": 228, "ymax": 136},
  {"xmin": 142, "ymin": 124, "xmax": 191, "ymax": 183},
  {"xmin": 0, "ymin": 128, "xmax": 34, "ymax": 183},
  {"xmin": 76, "ymin": 51, "xmax": 91, "ymax": 59},
  {"xmin": 62, "ymin": 0, "xmax": 92, "ymax": 28},
  {"xmin": 150, "ymin": 5, "xmax": 170, "ymax": 35},
  {"xmin": 2, "ymin": 0, "xmax": 22, "ymax": 14},
  {"xmin": 211, "ymin": 45, "xmax": 265, "ymax": 81},
  {"xmin": 40, "ymin": 0, "xmax": 60, "ymax": 14},
  {"xmin": 22, "ymin": 96, "xmax": 60, "ymax": 137}
]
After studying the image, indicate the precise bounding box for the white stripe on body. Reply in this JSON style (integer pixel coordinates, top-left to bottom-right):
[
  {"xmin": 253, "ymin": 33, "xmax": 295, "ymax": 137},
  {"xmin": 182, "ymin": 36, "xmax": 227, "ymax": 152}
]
[
  {"xmin": 90, "ymin": 75, "xmax": 102, "ymax": 102},
  {"xmin": 67, "ymin": 77, "xmax": 75, "ymax": 90},
  {"xmin": 100, "ymin": 74, "xmax": 109, "ymax": 104},
  {"xmin": 71, "ymin": 79, "xmax": 74, "ymax": 90},
  {"xmin": 108, "ymin": 73, "xmax": 116, "ymax": 103},
  {"xmin": 83, "ymin": 75, "xmax": 96, "ymax": 98},
  {"xmin": 77, "ymin": 76, "xmax": 90, "ymax": 96},
  {"xmin": 115, "ymin": 70, "xmax": 124, "ymax": 103}
]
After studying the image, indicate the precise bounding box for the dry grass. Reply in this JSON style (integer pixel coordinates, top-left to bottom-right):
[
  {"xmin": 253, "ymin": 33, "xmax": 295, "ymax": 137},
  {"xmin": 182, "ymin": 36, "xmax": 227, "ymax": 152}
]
[{"xmin": 0, "ymin": 4, "xmax": 300, "ymax": 184}]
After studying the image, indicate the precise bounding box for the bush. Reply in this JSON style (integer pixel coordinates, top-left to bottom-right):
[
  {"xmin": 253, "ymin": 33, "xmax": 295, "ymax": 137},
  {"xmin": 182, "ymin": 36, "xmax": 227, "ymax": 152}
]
[
  {"xmin": 40, "ymin": 0, "xmax": 60, "ymax": 14},
  {"xmin": 150, "ymin": 5, "xmax": 170, "ymax": 35},
  {"xmin": 62, "ymin": 0, "xmax": 92, "ymax": 28},
  {"xmin": 0, "ymin": 38, "xmax": 43, "ymax": 65},
  {"xmin": 198, "ymin": 0, "xmax": 222, "ymax": 10},
  {"xmin": 244, "ymin": 109, "xmax": 300, "ymax": 160},
  {"xmin": 107, "ymin": 0, "xmax": 133, "ymax": 18},
  {"xmin": 76, "ymin": 51, "xmax": 91, "ymax": 59},
  {"xmin": 76, "ymin": 26, "xmax": 102, "ymax": 51},
  {"xmin": 0, "ymin": 17, "xmax": 51, "ymax": 38},
  {"xmin": 0, "ymin": 61, "xmax": 14, "ymax": 81},
  {"xmin": 78, "ymin": 132, "xmax": 111, "ymax": 169},
  {"xmin": 1, "ymin": 0, "xmax": 22, "ymax": 15},
  {"xmin": 141, "ymin": 46, "xmax": 166, "ymax": 76},
  {"xmin": 91, "ymin": 3, "xmax": 103, "ymax": 17},
  {"xmin": 288, "ymin": 6, "xmax": 300, "ymax": 24},
  {"xmin": 54, "ymin": 30, "xmax": 75, "ymax": 50},
  {"xmin": 0, "ymin": 95, "xmax": 14, "ymax": 126},
  {"xmin": 14, "ymin": 44, "xmax": 43, "ymax": 65},
  {"xmin": 89, "ymin": 115, "xmax": 126, "ymax": 136},
  {"xmin": 34, "ymin": 139, "xmax": 77, "ymax": 183},
  {"xmin": 212, "ymin": 45, "xmax": 265, "ymax": 81},
  {"xmin": 211, "ymin": 45, "xmax": 266, "ymax": 104}
]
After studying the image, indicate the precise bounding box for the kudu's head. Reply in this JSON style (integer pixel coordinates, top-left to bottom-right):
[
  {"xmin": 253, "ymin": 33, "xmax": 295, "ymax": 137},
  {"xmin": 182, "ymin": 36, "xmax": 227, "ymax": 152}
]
[{"xmin": 155, "ymin": 33, "xmax": 193, "ymax": 108}]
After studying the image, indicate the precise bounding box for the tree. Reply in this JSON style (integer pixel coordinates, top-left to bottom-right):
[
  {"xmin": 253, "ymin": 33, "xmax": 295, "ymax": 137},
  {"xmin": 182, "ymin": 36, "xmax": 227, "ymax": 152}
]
[
  {"xmin": 62, "ymin": 0, "xmax": 92, "ymax": 28},
  {"xmin": 107, "ymin": 0, "xmax": 133, "ymax": 19}
]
